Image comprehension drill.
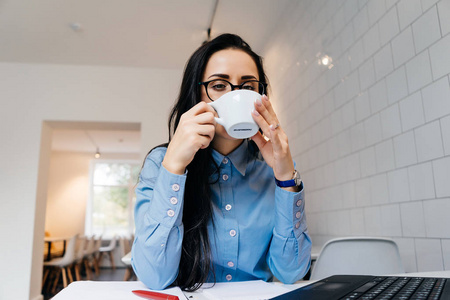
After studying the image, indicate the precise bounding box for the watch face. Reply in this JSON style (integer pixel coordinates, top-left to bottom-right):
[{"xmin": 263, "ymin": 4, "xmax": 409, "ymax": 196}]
[{"xmin": 294, "ymin": 171, "xmax": 302, "ymax": 186}]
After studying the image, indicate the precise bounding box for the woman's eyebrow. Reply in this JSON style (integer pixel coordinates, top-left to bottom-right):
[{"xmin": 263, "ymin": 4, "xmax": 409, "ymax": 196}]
[{"xmin": 207, "ymin": 74, "xmax": 258, "ymax": 80}]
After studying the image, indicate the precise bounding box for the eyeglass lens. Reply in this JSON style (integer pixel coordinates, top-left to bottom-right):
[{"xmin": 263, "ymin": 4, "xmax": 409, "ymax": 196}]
[{"xmin": 206, "ymin": 80, "xmax": 264, "ymax": 101}]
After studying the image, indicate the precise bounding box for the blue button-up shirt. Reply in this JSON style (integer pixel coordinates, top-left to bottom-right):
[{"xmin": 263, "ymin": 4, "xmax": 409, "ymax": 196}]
[{"xmin": 132, "ymin": 140, "xmax": 311, "ymax": 290}]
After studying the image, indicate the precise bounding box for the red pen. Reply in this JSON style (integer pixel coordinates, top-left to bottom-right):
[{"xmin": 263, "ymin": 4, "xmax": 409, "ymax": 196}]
[{"xmin": 132, "ymin": 290, "xmax": 180, "ymax": 300}]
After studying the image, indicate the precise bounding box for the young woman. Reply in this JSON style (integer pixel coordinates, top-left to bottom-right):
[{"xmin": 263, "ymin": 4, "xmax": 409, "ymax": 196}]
[{"xmin": 132, "ymin": 33, "xmax": 311, "ymax": 291}]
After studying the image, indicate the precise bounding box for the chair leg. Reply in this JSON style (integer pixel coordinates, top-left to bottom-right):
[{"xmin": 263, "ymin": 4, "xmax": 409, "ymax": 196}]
[
  {"xmin": 67, "ymin": 265, "xmax": 74, "ymax": 283},
  {"xmin": 74, "ymin": 264, "xmax": 81, "ymax": 281},
  {"xmin": 42, "ymin": 268, "xmax": 50, "ymax": 289},
  {"xmin": 123, "ymin": 267, "xmax": 131, "ymax": 281},
  {"xmin": 109, "ymin": 251, "xmax": 116, "ymax": 269},
  {"xmin": 84, "ymin": 259, "xmax": 91, "ymax": 280},
  {"xmin": 61, "ymin": 267, "xmax": 68, "ymax": 288},
  {"xmin": 52, "ymin": 268, "xmax": 61, "ymax": 294},
  {"xmin": 93, "ymin": 256, "xmax": 100, "ymax": 276}
]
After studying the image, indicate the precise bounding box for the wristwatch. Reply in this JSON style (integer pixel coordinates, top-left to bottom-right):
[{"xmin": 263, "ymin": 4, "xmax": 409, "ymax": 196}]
[{"xmin": 275, "ymin": 170, "xmax": 302, "ymax": 188}]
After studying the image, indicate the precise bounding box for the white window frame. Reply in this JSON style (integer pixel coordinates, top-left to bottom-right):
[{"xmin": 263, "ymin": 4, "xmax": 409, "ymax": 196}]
[{"xmin": 85, "ymin": 159, "xmax": 140, "ymax": 238}]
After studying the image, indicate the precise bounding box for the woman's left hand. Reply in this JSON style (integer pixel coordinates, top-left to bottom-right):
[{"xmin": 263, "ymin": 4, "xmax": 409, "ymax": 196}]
[{"xmin": 251, "ymin": 95, "xmax": 297, "ymax": 189}]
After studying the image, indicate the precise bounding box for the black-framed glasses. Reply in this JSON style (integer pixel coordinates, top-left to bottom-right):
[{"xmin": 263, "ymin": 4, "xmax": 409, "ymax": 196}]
[{"xmin": 199, "ymin": 79, "xmax": 267, "ymax": 101}]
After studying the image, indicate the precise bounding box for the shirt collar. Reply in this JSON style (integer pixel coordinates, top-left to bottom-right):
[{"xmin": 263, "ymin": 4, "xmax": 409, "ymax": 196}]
[{"xmin": 211, "ymin": 139, "xmax": 249, "ymax": 176}]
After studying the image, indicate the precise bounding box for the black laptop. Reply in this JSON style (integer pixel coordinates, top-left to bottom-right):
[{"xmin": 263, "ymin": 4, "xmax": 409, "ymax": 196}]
[{"xmin": 270, "ymin": 275, "xmax": 450, "ymax": 300}]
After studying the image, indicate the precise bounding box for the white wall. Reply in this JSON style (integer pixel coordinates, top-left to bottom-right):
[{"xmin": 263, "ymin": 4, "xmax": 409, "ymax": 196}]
[
  {"xmin": 263, "ymin": 0, "xmax": 450, "ymax": 273},
  {"xmin": 0, "ymin": 62, "xmax": 181, "ymax": 300}
]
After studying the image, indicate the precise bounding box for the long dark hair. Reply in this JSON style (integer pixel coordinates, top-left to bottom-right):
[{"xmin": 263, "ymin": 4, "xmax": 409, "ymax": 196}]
[{"xmin": 166, "ymin": 33, "xmax": 268, "ymax": 291}]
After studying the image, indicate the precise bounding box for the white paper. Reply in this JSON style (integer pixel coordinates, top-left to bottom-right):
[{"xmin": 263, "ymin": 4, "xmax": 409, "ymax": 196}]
[
  {"xmin": 52, "ymin": 281, "xmax": 187, "ymax": 300},
  {"xmin": 199, "ymin": 280, "xmax": 291, "ymax": 300}
]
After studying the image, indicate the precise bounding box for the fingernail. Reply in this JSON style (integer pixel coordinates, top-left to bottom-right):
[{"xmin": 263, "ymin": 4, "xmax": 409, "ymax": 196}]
[
  {"xmin": 252, "ymin": 109, "xmax": 260, "ymax": 116},
  {"xmin": 262, "ymin": 95, "xmax": 269, "ymax": 101},
  {"xmin": 255, "ymin": 98, "xmax": 262, "ymax": 106}
]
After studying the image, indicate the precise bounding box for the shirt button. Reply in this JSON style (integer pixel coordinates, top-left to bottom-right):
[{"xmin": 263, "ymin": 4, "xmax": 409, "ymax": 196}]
[
  {"xmin": 167, "ymin": 209, "xmax": 175, "ymax": 217},
  {"xmin": 229, "ymin": 229, "xmax": 236, "ymax": 237},
  {"xmin": 223, "ymin": 158, "xmax": 229, "ymax": 164},
  {"xmin": 296, "ymin": 211, "xmax": 301, "ymax": 219},
  {"xmin": 227, "ymin": 261, "xmax": 234, "ymax": 268},
  {"xmin": 226, "ymin": 274, "xmax": 232, "ymax": 281},
  {"xmin": 172, "ymin": 184, "xmax": 180, "ymax": 191},
  {"xmin": 295, "ymin": 222, "xmax": 300, "ymax": 229},
  {"xmin": 222, "ymin": 174, "xmax": 229, "ymax": 181},
  {"xmin": 225, "ymin": 204, "xmax": 232, "ymax": 211},
  {"xmin": 296, "ymin": 199, "xmax": 302, "ymax": 207},
  {"xmin": 170, "ymin": 197, "xmax": 178, "ymax": 205}
]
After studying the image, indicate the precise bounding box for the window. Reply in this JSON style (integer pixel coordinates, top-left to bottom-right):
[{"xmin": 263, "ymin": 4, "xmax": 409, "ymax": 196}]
[{"xmin": 86, "ymin": 160, "xmax": 140, "ymax": 238}]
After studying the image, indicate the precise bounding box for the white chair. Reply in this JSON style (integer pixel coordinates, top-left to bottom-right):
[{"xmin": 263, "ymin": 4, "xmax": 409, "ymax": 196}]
[
  {"xmin": 43, "ymin": 234, "xmax": 78, "ymax": 293},
  {"xmin": 310, "ymin": 237, "xmax": 405, "ymax": 280},
  {"xmin": 98, "ymin": 235, "xmax": 117, "ymax": 269},
  {"xmin": 73, "ymin": 236, "xmax": 86, "ymax": 281},
  {"xmin": 82, "ymin": 236, "xmax": 96, "ymax": 279}
]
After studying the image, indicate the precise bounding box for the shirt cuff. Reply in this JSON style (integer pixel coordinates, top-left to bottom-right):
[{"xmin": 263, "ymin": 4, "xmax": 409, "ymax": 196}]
[
  {"xmin": 147, "ymin": 165, "xmax": 187, "ymax": 228},
  {"xmin": 274, "ymin": 186, "xmax": 306, "ymax": 238}
]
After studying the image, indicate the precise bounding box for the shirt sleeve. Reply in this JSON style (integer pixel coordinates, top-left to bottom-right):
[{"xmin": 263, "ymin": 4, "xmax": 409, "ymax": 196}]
[
  {"xmin": 131, "ymin": 148, "xmax": 187, "ymax": 290},
  {"xmin": 266, "ymin": 184, "xmax": 312, "ymax": 283}
]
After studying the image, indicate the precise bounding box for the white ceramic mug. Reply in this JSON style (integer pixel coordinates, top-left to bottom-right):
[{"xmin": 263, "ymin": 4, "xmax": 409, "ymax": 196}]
[{"xmin": 208, "ymin": 89, "xmax": 261, "ymax": 139}]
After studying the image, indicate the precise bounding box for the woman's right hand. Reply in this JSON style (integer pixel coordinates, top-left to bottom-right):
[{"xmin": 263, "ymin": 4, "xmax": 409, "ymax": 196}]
[{"xmin": 162, "ymin": 102, "xmax": 216, "ymax": 175}]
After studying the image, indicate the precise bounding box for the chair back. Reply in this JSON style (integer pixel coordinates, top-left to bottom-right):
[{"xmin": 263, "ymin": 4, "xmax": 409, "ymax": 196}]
[
  {"xmin": 101, "ymin": 234, "xmax": 117, "ymax": 251},
  {"xmin": 75, "ymin": 236, "xmax": 86, "ymax": 262},
  {"xmin": 311, "ymin": 237, "xmax": 404, "ymax": 280},
  {"xmin": 57, "ymin": 234, "xmax": 78, "ymax": 267},
  {"xmin": 84, "ymin": 236, "xmax": 95, "ymax": 256},
  {"xmin": 94, "ymin": 235, "xmax": 103, "ymax": 252}
]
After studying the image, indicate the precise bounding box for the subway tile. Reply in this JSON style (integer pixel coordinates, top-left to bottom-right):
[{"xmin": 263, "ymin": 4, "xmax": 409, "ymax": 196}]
[
  {"xmin": 378, "ymin": 6, "xmax": 400, "ymax": 46},
  {"xmin": 392, "ymin": 238, "xmax": 418, "ymax": 272},
  {"xmin": 438, "ymin": 0, "xmax": 450, "ymax": 36},
  {"xmin": 412, "ymin": 6, "xmax": 441, "ymax": 53},
  {"xmin": 432, "ymin": 156, "xmax": 450, "ymax": 197},
  {"xmin": 371, "ymin": 173, "xmax": 390, "ymax": 205},
  {"xmin": 397, "ymin": 0, "xmax": 423, "ymax": 30},
  {"xmin": 355, "ymin": 177, "xmax": 372, "ymax": 207},
  {"xmin": 337, "ymin": 129, "xmax": 352, "ymax": 157},
  {"xmin": 408, "ymin": 162, "xmax": 436, "ymax": 200},
  {"xmin": 364, "ymin": 113, "xmax": 383, "ymax": 146},
  {"xmin": 331, "ymin": 109, "xmax": 343, "ymax": 135},
  {"xmin": 350, "ymin": 208, "xmax": 365, "ymax": 235},
  {"xmin": 355, "ymin": 91, "xmax": 371, "ymax": 121},
  {"xmin": 441, "ymin": 115, "xmax": 450, "ymax": 155},
  {"xmin": 380, "ymin": 204, "xmax": 403, "ymax": 236},
  {"xmin": 353, "ymin": 6, "xmax": 369, "ymax": 40},
  {"xmin": 344, "ymin": 0, "xmax": 359, "ymax": 24},
  {"xmin": 388, "ymin": 168, "xmax": 411, "ymax": 203},
  {"xmin": 405, "ymin": 50, "xmax": 433, "ymax": 93},
  {"xmin": 399, "ymin": 91, "xmax": 425, "ymax": 131},
  {"xmin": 359, "ymin": 0, "xmax": 369, "ymax": 10},
  {"xmin": 415, "ymin": 238, "xmax": 444, "ymax": 271},
  {"xmin": 346, "ymin": 70, "xmax": 361, "ymax": 101},
  {"xmin": 374, "ymin": 44, "xmax": 394, "ymax": 81},
  {"xmin": 421, "ymin": 76, "xmax": 450, "ymax": 122},
  {"xmin": 367, "ymin": 0, "xmax": 387, "ymax": 26},
  {"xmin": 333, "ymin": 5, "xmax": 346, "ymax": 36},
  {"xmin": 359, "ymin": 58, "xmax": 376, "ymax": 91},
  {"xmin": 342, "ymin": 181, "xmax": 356, "ymax": 208},
  {"xmin": 414, "ymin": 120, "xmax": 444, "ymax": 162},
  {"xmin": 391, "ymin": 27, "xmax": 416, "ymax": 68},
  {"xmin": 380, "ymin": 104, "xmax": 402, "ymax": 139},
  {"xmin": 346, "ymin": 153, "xmax": 362, "ymax": 181},
  {"xmin": 360, "ymin": 146, "xmax": 377, "ymax": 177},
  {"xmin": 369, "ymin": 79, "xmax": 388, "ymax": 113},
  {"xmin": 342, "ymin": 100, "xmax": 356, "ymax": 129},
  {"xmin": 351, "ymin": 122, "xmax": 366, "ymax": 151},
  {"xmin": 362, "ymin": 25, "xmax": 381, "ymax": 59},
  {"xmin": 443, "ymin": 239, "xmax": 450, "ymax": 270},
  {"xmin": 421, "ymin": 0, "xmax": 440, "ymax": 10},
  {"xmin": 364, "ymin": 206, "xmax": 382, "ymax": 236},
  {"xmin": 423, "ymin": 198, "xmax": 450, "ymax": 238},
  {"xmin": 394, "ymin": 131, "xmax": 418, "ymax": 168},
  {"xmin": 386, "ymin": 0, "xmax": 400, "ymax": 10},
  {"xmin": 429, "ymin": 34, "xmax": 450, "ymax": 79},
  {"xmin": 386, "ymin": 66, "xmax": 408, "ymax": 104},
  {"xmin": 349, "ymin": 39, "xmax": 365, "ymax": 70},
  {"xmin": 400, "ymin": 201, "xmax": 427, "ymax": 237},
  {"xmin": 341, "ymin": 23, "xmax": 355, "ymax": 53},
  {"xmin": 375, "ymin": 139, "xmax": 396, "ymax": 172}
]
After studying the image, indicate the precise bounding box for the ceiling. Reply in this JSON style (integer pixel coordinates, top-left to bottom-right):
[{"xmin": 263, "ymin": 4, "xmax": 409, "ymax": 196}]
[{"xmin": 1, "ymin": 0, "xmax": 291, "ymax": 153}]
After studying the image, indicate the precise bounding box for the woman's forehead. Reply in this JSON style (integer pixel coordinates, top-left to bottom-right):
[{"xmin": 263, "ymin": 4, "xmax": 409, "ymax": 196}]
[{"xmin": 203, "ymin": 49, "xmax": 258, "ymax": 79}]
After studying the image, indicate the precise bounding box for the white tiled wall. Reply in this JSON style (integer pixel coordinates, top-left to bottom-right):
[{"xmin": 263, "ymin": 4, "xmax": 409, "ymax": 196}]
[{"xmin": 263, "ymin": 0, "xmax": 450, "ymax": 272}]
